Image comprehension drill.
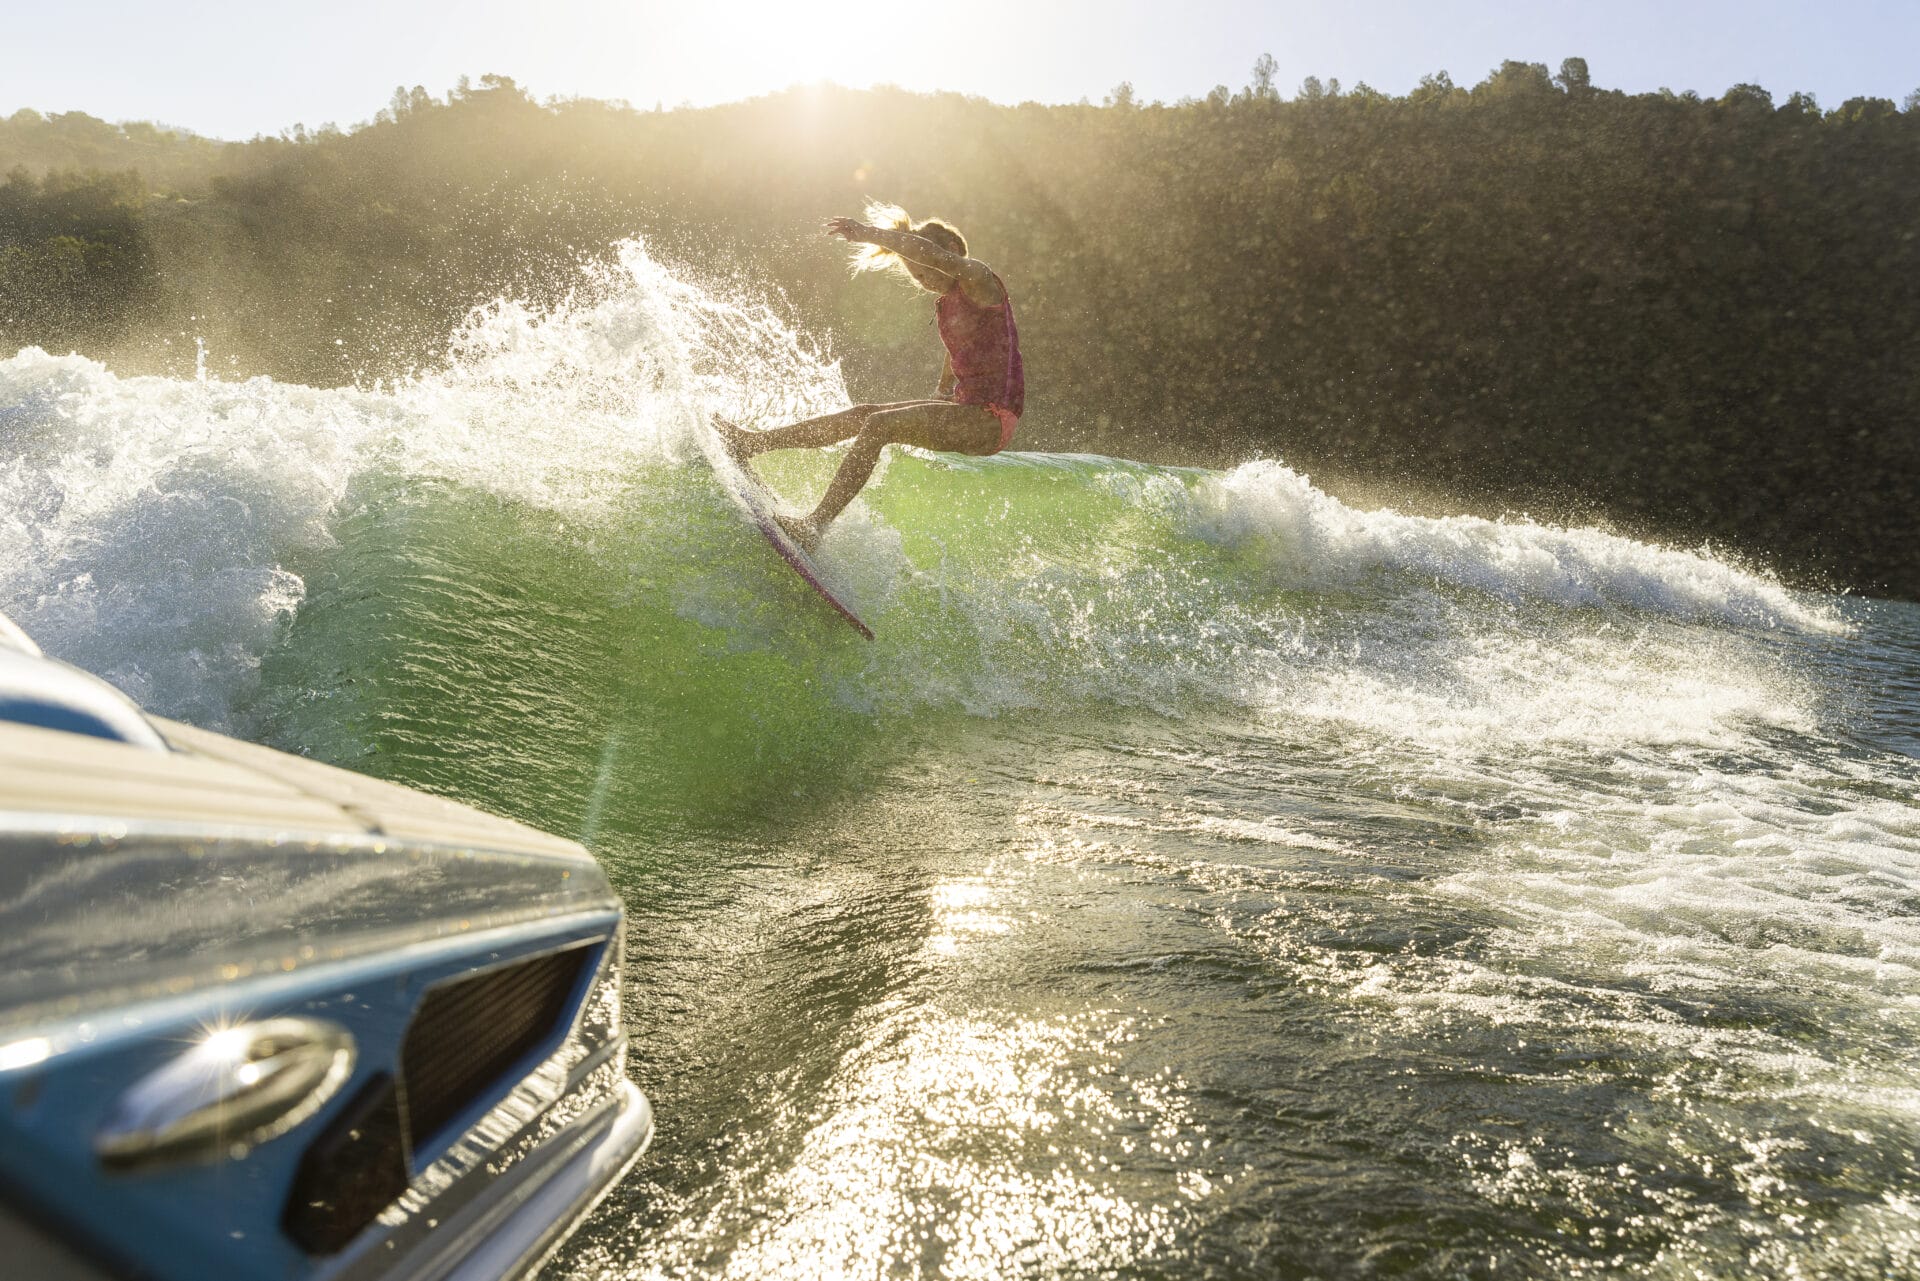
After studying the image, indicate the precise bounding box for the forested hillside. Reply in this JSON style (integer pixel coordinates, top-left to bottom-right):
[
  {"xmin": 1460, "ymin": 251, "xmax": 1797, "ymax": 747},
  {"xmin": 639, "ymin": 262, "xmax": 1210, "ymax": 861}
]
[{"xmin": 4, "ymin": 61, "xmax": 1917, "ymax": 594}]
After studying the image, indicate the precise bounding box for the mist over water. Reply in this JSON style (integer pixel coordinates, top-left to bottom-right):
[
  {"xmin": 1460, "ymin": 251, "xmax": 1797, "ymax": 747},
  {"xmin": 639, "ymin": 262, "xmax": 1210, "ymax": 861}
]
[{"xmin": 5, "ymin": 240, "xmax": 1918, "ymax": 1278}]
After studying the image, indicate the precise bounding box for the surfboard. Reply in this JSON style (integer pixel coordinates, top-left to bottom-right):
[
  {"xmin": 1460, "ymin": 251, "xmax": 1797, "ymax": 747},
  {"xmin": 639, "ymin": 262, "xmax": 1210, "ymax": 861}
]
[{"xmin": 699, "ymin": 419, "xmax": 875, "ymax": 640}]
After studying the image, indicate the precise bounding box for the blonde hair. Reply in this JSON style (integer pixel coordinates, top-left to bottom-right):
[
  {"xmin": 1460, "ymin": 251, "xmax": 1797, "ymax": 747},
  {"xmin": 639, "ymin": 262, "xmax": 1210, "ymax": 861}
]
[{"xmin": 850, "ymin": 201, "xmax": 968, "ymax": 282}]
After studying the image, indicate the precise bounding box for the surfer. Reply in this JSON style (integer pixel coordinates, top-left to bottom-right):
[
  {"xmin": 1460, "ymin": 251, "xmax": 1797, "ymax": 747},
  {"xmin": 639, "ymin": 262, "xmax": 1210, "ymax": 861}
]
[{"xmin": 717, "ymin": 203, "xmax": 1025, "ymax": 550}]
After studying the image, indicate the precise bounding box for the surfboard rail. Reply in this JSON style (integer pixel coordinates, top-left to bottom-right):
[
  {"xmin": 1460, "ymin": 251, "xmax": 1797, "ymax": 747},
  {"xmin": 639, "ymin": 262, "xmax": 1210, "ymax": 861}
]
[{"xmin": 699, "ymin": 421, "xmax": 875, "ymax": 640}]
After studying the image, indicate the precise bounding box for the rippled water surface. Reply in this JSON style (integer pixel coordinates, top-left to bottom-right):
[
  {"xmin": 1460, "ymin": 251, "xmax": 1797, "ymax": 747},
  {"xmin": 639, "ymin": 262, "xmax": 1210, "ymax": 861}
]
[
  {"xmin": 5, "ymin": 242, "xmax": 1918, "ymax": 1278},
  {"xmin": 555, "ymin": 605, "xmax": 1920, "ymax": 1280}
]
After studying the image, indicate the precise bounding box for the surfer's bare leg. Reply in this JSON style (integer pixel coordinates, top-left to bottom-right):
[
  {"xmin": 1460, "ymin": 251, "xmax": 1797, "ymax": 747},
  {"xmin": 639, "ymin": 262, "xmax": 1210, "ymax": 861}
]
[
  {"xmin": 785, "ymin": 401, "xmax": 1001, "ymax": 547},
  {"xmin": 722, "ymin": 401, "xmax": 935, "ymax": 460}
]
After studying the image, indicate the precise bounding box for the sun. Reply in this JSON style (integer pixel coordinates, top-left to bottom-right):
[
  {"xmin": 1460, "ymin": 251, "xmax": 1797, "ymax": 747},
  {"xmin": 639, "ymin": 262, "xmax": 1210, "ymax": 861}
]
[{"xmin": 614, "ymin": 0, "xmax": 957, "ymax": 104}]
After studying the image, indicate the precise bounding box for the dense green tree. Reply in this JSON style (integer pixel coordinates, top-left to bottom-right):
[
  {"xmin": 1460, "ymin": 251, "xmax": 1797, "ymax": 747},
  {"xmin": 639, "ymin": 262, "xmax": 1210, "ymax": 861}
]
[
  {"xmin": 1249, "ymin": 53, "xmax": 1279, "ymax": 100},
  {"xmin": 0, "ymin": 167, "xmax": 155, "ymax": 350}
]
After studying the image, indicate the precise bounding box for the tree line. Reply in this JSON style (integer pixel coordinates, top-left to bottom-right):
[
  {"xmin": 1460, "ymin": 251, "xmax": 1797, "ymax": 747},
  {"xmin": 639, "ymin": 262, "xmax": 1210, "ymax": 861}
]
[{"xmin": 3, "ymin": 61, "xmax": 1918, "ymax": 596}]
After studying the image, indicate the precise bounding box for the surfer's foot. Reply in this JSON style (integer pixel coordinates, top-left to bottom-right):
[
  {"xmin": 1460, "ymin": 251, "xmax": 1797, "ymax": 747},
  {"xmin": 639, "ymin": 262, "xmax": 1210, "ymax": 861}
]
[
  {"xmin": 776, "ymin": 511, "xmax": 825, "ymax": 553},
  {"xmin": 713, "ymin": 416, "xmax": 757, "ymax": 460}
]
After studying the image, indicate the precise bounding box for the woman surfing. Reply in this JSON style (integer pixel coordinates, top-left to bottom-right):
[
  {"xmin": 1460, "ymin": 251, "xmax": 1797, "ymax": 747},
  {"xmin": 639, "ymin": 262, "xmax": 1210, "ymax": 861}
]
[{"xmin": 717, "ymin": 203, "xmax": 1025, "ymax": 551}]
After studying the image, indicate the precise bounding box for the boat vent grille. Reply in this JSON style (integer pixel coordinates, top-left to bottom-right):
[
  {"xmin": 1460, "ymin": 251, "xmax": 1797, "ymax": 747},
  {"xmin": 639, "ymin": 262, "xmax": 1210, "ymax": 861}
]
[
  {"xmin": 283, "ymin": 942, "xmax": 596, "ymax": 1255},
  {"xmin": 401, "ymin": 945, "xmax": 593, "ymax": 1144}
]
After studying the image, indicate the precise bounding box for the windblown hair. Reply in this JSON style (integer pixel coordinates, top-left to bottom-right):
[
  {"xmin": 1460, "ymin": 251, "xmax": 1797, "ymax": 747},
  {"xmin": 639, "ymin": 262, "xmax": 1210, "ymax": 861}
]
[{"xmin": 850, "ymin": 201, "xmax": 967, "ymax": 282}]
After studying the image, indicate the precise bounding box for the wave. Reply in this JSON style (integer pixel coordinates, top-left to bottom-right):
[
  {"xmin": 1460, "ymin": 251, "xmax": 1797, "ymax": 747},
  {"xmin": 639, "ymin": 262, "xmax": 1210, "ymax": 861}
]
[
  {"xmin": 0, "ymin": 239, "xmax": 1840, "ymax": 763},
  {"xmin": 1194, "ymin": 459, "xmax": 1836, "ymax": 631}
]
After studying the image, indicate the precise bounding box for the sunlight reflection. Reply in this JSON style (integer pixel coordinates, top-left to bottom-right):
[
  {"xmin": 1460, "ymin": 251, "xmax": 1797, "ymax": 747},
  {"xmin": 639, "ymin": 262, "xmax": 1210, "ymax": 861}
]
[
  {"xmin": 628, "ymin": 1008, "xmax": 1207, "ymax": 1278},
  {"xmin": 925, "ymin": 876, "xmax": 1012, "ymax": 956}
]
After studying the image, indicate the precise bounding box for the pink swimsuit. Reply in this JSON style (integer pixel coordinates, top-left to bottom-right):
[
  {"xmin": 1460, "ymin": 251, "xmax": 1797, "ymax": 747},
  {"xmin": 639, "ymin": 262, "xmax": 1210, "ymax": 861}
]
[{"xmin": 936, "ymin": 272, "xmax": 1025, "ymax": 452}]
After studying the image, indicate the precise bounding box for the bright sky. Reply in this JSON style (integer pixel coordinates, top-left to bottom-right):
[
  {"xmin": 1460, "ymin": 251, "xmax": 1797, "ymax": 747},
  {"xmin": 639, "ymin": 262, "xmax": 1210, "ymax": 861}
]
[{"xmin": 5, "ymin": 0, "xmax": 1915, "ymax": 138}]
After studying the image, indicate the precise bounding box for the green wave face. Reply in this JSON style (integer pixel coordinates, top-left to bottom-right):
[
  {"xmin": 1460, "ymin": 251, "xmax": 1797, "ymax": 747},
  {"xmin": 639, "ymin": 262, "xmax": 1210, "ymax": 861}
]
[{"xmin": 244, "ymin": 450, "xmax": 1225, "ymax": 835}]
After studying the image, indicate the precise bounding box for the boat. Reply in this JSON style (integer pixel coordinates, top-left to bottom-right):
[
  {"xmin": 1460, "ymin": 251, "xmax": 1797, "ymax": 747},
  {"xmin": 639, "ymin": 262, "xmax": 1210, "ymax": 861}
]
[{"xmin": 0, "ymin": 610, "xmax": 652, "ymax": 1280}]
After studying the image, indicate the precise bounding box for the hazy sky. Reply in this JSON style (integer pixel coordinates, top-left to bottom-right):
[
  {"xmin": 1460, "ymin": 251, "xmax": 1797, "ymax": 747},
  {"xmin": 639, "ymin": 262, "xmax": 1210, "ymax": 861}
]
[{"xmin": 5, "ymin": 0, "xmax": 1915, "ymax": 138}]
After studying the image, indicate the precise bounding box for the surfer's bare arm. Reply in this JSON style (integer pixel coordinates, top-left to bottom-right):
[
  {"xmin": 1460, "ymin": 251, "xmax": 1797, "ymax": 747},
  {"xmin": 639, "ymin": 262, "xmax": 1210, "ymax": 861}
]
[
  {"xmin": 824, "ymin": 218, "xmax": 1007, "ymax": 306},
  {"xmin": 936, "ymin": 353, "xmax": 956, "ymax": 399}
]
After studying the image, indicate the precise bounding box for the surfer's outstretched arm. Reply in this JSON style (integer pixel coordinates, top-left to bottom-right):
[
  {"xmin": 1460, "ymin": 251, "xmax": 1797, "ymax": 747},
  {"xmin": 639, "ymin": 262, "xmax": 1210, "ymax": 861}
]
[{"xmin": 825, "ymin": 218, "xmax": 1007, "ymax": 307}]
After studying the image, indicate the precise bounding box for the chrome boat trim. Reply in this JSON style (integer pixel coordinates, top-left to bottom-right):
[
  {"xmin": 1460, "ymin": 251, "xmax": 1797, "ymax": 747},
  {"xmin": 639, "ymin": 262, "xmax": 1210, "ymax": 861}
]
[{"xmin": 95, "ymin": 1017, "xmax": 359, "ymax": 1168}]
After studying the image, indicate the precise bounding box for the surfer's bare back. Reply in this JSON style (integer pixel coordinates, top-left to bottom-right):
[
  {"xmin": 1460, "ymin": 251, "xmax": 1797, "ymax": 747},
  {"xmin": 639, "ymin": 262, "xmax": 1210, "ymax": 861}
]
[{"xmin": 717, "ymin": 203, "xmax": 1026, "ymax": 551}]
